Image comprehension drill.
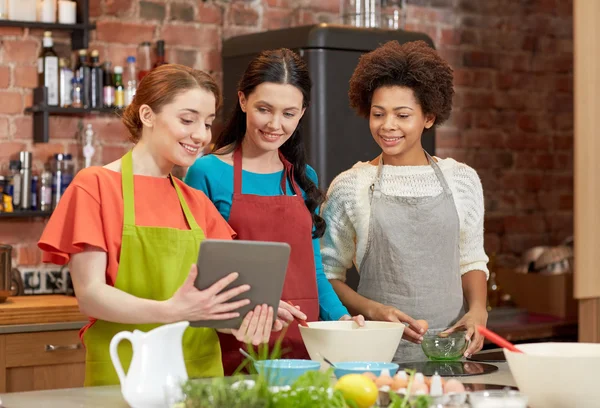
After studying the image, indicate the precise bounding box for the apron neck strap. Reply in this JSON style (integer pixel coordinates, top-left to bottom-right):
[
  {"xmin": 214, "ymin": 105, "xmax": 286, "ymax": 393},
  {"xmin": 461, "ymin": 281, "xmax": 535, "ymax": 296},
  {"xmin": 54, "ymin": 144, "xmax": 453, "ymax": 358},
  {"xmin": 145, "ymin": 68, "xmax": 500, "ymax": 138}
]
[
  {"xmin": 424, "ymin": 151, "xmax": 451, "ymax": 194},
  {"xmin": 233, "ymin": 146, "xmax": 244, "ymax": 194},
  {"xmin": 121, "ymin": 150, "xmax": 201, "ymax": 230},
  {"xmin": 373, "ymin": 150, "xmax": 451, "ymax": 196},
  {"xmin": 233, "ymin": 145, "xmax": 300, "ymax": 196}
]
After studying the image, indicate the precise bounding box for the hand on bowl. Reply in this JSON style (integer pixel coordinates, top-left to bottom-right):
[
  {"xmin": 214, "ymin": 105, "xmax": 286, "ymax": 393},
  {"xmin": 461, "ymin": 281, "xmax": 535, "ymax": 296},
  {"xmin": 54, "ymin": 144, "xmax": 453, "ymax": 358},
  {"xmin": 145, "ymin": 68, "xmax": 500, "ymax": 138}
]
[
  {"xmin": 440, "ymin": 308, "xmax": 488, "ymax": 358},
  {"xmin": 421, "ymin": 329, "xmax": 468, "ymax": 361},
  {"xmin": 339, "ymin": 314, "xmax": 366, "ymax": 327},
  {"xmin": 369, "ymin": 304, "xmax": 425, "ymax": 343}
]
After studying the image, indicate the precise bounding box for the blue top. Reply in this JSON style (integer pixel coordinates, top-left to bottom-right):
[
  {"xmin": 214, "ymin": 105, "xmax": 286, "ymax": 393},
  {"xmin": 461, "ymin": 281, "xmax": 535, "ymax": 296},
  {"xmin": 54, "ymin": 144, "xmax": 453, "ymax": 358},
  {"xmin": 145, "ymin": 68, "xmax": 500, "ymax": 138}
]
[{"xmin": 184, "ymin": 154, "xmax": 350, "ymax": 321}]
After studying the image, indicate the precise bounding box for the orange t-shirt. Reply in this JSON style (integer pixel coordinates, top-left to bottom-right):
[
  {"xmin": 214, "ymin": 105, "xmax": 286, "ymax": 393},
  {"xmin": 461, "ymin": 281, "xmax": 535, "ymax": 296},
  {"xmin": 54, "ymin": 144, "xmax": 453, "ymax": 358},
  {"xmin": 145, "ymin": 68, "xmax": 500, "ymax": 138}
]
[{"xmin": 38, "ymin": 166, "xmax": 236, "ymax": 287}]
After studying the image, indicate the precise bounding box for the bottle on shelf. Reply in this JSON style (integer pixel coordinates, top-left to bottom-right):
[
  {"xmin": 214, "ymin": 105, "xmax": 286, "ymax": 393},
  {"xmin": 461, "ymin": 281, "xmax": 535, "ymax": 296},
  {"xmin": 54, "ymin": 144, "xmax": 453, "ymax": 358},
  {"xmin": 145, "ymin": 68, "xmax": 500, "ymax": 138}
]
[
  {"xmin": 89, "ymin": 50, "xmax": 104, "ymax": 109},
  {"xmin": 19, "ymin": 151, "xmax": 32, "ymax": 211},
  {"xmin": 153, "ymin": 40, "xmax": 167, "ymax": 68},
  {"xmin": 52, "ymin": 153, "xmax": 74, "ymax": 209},
  {"xmin": 102, "ymin": 61, "xmax": 115, "ymax": 108},
  {"xmin": 74, "ymin": 49, "xmax": 91, "ymax": 108},
  {"xmin": 137, "ymin": 41, "xmax": 152, "ymax": 82},
  {"xmin": 71, "ymin": 77, "xmax": 83, "ymax": 108},
  {"xmin": 31, "ymin": 175, "xmax": 38, "ymax": 211},
  {"xmin": 39, "ymin": 165, "xmax": 53, "ymax": 212},
  {"xmin": 7, "ymin": 160, "xmax": 21, "ymax": 209},
  {"xmin": 124, "ymin": 56, "xmax": 137, "ymax": 107},
  {"xmin": 59, "ymin": 58, "xmax": 73, "ymax": 108},
  {"xmin": 114, "ymin": 66, "xmax": 125, "ymax": 109},
  {"xmin": 38, "ymin": 31, "xmax": 60, "ymax": 107},
  {"xmin": 82, "ymin": 123, "xmax": 96, "ymax": 168}
]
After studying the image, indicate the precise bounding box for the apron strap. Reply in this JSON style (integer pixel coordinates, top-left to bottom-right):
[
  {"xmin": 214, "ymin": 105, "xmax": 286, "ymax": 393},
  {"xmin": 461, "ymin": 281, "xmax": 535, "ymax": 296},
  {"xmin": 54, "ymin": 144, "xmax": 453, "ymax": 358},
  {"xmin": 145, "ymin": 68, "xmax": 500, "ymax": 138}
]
[
  {"xmin": 279, "ymin": 151, "xmax": 303, "ymax": 196},
  {"xmin": 372, "ymin": 155, "xmax": 384, "ymax": 199},
  {"xmin": 121, "ymin": 150, "xmax": 136, "ymax": 227},
  {"xmin": 121, "ymin": 149, "xmax": 200, "ymax": 230},
  {"xmin": 171, "ymin": 175, "xmax": 201, "ymax": 231},
  {"xmin": 424, "ymin": 151, "xmax": 452, "ymax": 195},
  {"xmin": 233, "ymin": 146, "xmax": 244, "ymax": 195}
]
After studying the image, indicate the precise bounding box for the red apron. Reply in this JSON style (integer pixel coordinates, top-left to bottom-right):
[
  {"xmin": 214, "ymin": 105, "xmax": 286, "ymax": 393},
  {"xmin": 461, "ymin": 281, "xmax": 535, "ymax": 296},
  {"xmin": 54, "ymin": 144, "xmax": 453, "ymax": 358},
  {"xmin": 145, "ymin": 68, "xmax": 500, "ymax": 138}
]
[{"xmin": 218, "ymin": 146, "xmax": 319, "ymax": 375}]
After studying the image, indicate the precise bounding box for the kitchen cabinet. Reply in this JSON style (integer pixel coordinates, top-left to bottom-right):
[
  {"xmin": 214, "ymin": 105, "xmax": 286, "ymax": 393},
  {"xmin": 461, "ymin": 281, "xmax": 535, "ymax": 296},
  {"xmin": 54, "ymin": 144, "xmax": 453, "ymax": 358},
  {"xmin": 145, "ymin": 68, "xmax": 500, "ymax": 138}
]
[
  {"xmin": 0, "ymin": 295, "xmax": 87, "ymax": 392},
  {"xmin": 0, "ymin": 329, "xmax": 85, "ymax": 392}
]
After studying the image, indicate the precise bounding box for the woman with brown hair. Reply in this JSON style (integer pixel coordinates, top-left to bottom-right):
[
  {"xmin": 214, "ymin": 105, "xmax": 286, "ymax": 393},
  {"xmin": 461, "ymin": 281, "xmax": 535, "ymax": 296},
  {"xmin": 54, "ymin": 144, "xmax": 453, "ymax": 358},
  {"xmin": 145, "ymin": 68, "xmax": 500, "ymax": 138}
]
[
  {"xmin": 38, "ymin": 64, "xmax": 277, "ymax": 386},
  {"xmin": 185, "ymin": 48, "xmax": 363, "ymax": 375}
]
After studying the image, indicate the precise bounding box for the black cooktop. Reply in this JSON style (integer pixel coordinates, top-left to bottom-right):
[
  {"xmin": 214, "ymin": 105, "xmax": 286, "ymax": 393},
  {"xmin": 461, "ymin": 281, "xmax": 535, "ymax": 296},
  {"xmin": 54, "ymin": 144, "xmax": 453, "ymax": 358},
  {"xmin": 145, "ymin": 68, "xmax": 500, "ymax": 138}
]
[
  {"xmin": 395, "ymin": 361, "xmax": 499, "ymax": 377},
  {"xmin": 467, "ymin": 349, "xmax": 507, "ymax": 363}
]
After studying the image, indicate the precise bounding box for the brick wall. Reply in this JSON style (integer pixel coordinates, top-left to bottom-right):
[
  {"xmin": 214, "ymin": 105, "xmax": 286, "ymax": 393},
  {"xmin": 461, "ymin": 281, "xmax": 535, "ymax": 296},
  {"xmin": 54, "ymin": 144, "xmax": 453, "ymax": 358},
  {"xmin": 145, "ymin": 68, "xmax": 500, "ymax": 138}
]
[{"xmin": 0, "ymin": 0, "xmax": 573, "ymax": 281}]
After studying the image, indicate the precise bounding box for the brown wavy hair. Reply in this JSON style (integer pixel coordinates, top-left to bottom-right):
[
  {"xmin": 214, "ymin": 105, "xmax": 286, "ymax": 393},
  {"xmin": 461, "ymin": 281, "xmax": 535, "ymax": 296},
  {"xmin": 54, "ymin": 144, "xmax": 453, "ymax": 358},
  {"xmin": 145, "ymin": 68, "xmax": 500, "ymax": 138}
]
[
  {"xmin": 213, "ymin": 49, "xmax": 325, "ymax": 238},
  {"xmin": 348, "ymin": 40, "xmax": 454, "ymax": 125},
  {"xmin": 122, "ymin": 64, "xmax": 221, "ymax": 143}
]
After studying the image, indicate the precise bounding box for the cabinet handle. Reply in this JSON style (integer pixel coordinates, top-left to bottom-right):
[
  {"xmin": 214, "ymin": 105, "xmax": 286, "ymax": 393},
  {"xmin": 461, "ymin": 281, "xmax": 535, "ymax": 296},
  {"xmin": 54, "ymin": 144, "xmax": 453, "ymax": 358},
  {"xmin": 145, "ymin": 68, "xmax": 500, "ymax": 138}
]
[{"xmin": 45, "ymin": 343, "xmax": 82, "ymax": 352}]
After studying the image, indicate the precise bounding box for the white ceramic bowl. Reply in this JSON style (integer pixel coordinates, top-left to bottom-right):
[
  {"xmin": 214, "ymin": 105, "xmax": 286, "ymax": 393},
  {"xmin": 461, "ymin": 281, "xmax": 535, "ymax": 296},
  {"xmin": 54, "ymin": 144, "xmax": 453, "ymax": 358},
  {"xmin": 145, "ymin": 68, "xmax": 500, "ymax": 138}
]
[
  {"xmin": 504, "ymin": 342, "xmax": 600, "ymax": 408},
  {"xmin": 299, "ymin": 321, "xmax": 404, "ymax": 367}
]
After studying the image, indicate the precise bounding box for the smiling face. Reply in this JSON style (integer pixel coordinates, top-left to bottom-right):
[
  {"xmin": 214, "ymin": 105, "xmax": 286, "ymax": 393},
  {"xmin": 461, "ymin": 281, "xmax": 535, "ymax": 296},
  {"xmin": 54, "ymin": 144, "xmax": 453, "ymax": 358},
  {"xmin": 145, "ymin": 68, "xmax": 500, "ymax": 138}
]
[
  {"xmin": 239, "ymin": 82, "xmax": 306, "ymax": 153},
  {"xmin": 369, "ymin": 85, "xmax": 435, "ymax": 163},
  {"xmin": 143, "ymin": 87, "xmax": 216, "ymax": 168}
]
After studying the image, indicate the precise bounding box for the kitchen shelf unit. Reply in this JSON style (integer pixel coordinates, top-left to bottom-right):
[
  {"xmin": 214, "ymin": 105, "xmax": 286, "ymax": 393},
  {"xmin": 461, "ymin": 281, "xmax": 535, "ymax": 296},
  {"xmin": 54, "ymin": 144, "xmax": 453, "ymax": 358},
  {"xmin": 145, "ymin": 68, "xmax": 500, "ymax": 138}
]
[
  {"xmin": 0, "ymin": 211, "xmax": 52, "ymax": 219},
  {"xmin": 26, "ymin": 87, "xmax": 122, "ymax": 143},
  {"xmin": 0, "ymin": 0, "xmax": 115, "ymax": 143},
  {"xmin": 0, "ymin": 0, "xmax": 95, "ymax": 50}
]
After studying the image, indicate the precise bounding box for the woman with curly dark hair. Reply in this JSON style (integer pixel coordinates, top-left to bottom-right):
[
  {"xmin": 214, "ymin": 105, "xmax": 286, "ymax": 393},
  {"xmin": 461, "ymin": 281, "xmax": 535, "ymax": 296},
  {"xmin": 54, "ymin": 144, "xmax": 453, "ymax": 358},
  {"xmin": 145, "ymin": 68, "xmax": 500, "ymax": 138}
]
[
  {"xmin": 185, "ymin": 48, "xmax": 363, "ymax": 374},
  {"xmin": 321, "ymin": 40, "xmax": 489, "ymax": 362}
]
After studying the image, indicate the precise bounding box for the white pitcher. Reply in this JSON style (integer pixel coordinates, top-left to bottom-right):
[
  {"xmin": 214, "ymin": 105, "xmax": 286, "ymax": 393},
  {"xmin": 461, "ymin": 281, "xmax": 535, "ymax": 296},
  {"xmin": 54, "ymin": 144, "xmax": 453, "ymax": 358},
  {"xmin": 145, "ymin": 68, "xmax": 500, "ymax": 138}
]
[{"xmin": 110, "ymin": 321, "xmax": 189, "ymax": 408}]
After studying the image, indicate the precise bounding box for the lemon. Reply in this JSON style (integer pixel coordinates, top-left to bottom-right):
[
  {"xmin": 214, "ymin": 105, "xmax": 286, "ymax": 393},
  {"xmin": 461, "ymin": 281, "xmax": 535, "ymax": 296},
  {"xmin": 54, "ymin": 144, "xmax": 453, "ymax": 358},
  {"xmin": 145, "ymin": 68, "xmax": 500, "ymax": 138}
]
[{"xmin": 334, "ymin": 373, "xmax": 378, "ymax": 408}]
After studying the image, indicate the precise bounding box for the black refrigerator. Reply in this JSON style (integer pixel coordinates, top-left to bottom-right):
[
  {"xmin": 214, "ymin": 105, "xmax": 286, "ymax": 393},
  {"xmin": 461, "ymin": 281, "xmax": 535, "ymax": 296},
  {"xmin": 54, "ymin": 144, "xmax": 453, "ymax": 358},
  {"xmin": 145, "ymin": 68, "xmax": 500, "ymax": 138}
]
[{"xmin": 222, "ymin": 24, "xmax": 436, "ymax": 290}]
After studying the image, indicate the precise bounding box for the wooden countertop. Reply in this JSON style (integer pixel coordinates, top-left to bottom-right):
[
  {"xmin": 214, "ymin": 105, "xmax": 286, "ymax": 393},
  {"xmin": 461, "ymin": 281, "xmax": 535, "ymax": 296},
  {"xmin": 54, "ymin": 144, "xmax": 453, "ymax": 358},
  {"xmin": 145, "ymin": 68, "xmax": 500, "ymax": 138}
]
[{"xmin": 0, "ymin": 295, "xmax": 86, "ymax": 326}]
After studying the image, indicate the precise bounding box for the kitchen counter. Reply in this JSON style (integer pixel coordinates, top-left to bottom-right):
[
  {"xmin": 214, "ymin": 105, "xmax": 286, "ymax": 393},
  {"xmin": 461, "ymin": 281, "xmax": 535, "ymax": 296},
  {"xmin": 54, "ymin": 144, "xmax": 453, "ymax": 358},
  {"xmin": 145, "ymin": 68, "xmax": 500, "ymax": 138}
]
[
  {"xmin": 0, "ymin": 295, "xmax": 87, "ymax": 333},
  {"xmin": 0, "ymin": 361, "xmax": 516, "ymax": 408}
]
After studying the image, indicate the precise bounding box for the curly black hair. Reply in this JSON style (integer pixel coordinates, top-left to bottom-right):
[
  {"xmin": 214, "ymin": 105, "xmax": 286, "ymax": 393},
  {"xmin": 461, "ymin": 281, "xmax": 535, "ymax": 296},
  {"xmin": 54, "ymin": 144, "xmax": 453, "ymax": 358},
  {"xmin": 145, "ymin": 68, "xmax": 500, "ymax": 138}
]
[{"xmin": 348, "ymin": 40, "xmax": 454, "ymax": 126}]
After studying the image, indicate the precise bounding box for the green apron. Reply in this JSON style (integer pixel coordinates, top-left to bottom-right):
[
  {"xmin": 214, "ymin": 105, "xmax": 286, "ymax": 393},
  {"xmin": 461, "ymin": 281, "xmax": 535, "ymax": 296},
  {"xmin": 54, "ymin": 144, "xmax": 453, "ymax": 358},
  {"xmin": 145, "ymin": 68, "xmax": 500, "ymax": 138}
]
[{"xmin": 83, "ymin": 150, "xmax": 223, "ymax": 386}]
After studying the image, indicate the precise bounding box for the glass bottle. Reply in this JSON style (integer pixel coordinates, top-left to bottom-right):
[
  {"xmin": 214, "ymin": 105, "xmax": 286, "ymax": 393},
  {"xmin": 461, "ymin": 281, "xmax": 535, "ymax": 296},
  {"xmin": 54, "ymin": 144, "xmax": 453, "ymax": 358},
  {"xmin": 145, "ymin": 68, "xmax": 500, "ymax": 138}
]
[
  {"xmin": 124, "ymin": 56, "xmax": 137, "ymax": 106},
  {"xmin": 137, "ymin": 41, "xmax": 152, "ymax": 82},
  {"xmin": 102, "ymin": 61, "xmax": 114, "ymax": 108},
  {"xmin": 153, "ymin": 40, "xmax": 167, "ymax": 68},
  {"xmin": 89, "ymin": 50, "xmax": 103, "ymax": 109},
  {"xmin": 113, "ymin": 66, "xmax": 124, "ymax": 109},
  {"xmin": 74, "ymin": 49, "xmax": 90, "ymax": 108},
  {"xmin": 38, "ymin": 31, "xmax": 59, "ymax": 106}
]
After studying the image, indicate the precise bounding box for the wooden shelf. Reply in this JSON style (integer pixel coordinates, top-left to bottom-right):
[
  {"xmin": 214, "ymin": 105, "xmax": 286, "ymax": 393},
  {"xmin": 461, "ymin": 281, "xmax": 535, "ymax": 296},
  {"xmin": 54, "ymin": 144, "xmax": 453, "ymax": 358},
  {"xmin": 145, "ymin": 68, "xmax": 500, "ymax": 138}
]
[
  {"xmin": 0, "ymin": 20, "xmax": 95, "ymax": 31},
  {"xmin": 0, "ymin": 0, "xmax": 94, "ymax": 50},
  {"xmin": 0, "ymin": 211, "xmax": 52, "ymax": 219},
  {"xmin": 26, "ymin": 105, "xmax": 121, "ymax": 116},
  {"xmin": 28, "ymin": 87, "xmax": 121, "ymax": 143}
]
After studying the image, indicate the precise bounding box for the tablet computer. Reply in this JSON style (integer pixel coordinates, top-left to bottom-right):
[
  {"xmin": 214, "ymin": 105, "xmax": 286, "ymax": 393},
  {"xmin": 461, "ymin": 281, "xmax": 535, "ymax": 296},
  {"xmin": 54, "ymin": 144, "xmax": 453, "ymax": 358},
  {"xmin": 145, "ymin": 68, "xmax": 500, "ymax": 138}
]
[{"xmin": 189, "ymin": 239, "xmax": 290, "ymax": 330}]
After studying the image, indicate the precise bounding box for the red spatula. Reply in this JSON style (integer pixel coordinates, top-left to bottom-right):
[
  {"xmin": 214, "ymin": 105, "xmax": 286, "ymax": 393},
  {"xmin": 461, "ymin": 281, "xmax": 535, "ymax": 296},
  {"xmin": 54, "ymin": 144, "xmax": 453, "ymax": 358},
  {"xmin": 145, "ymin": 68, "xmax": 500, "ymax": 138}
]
[{"xmin": 477, "ymin": 325, "xmax": 523, "ymax": 353}]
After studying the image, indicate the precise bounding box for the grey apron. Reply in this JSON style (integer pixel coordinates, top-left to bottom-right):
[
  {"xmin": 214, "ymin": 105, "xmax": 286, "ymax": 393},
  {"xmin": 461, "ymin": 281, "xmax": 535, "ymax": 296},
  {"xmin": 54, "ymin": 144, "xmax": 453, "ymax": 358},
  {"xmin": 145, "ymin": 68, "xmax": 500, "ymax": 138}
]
[{"xmin": 357, "ymin": 151, "xmax": 465, "ymax": 363}]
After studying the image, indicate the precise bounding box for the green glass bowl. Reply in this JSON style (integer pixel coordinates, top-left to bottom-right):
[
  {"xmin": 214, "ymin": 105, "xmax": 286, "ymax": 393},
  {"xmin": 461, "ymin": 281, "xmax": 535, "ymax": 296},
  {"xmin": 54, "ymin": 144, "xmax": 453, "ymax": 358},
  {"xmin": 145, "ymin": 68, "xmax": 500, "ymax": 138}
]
[{"xmin": 421, "ymin": 329, "xmax": 468, "ymax": 361}]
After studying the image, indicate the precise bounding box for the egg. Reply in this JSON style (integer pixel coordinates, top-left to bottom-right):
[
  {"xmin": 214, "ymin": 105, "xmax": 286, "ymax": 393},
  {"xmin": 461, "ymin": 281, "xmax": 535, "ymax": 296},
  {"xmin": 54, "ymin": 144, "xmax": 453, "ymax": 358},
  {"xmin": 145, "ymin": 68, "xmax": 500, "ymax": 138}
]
[
  {"xmin": 361, "ymin": 372, "xmax": 377, "ymax": 382},
  {"xmin": 443, "ymin": 379, "xmax": 466, "ymax": 394},
  {"xmin": 411, "ymin": 382, "xmax": 429, "ymax": 395},
  {"xmin": 415, "ymin": 319, "xmax": 429, "ymax": 332},
  {"xmin": 391, "ymin": 377, "xmax": 408, "ymax": 391},
  {"xmin": 375, "ymin": 373, "xmax": 394, "ymax": 388}
]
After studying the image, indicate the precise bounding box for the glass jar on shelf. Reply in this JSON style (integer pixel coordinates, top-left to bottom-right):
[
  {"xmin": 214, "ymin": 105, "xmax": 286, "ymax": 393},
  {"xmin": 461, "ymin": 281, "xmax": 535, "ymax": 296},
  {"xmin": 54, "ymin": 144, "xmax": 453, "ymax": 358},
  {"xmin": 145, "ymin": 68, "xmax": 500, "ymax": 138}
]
[{"xmin": 381, "ymin": 0, "xmax": 406, "ymax": 30}]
